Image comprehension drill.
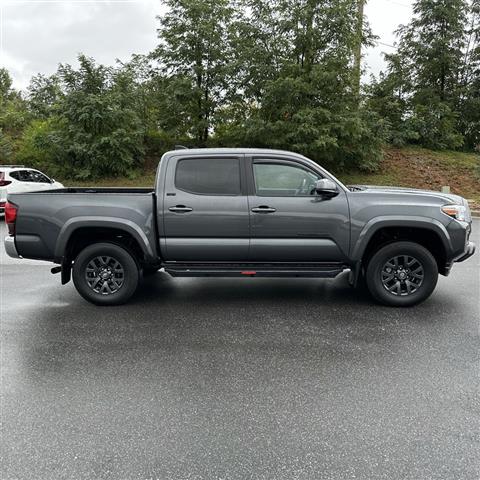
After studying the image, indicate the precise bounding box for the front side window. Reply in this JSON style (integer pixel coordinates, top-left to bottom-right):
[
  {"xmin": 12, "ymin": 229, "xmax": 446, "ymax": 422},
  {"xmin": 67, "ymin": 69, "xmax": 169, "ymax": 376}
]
[
  {"xmin": 253, "ymin": 162, "xmax": 321, "ymax": 196},
  {"xmin": 28, "ymin": 170, "xmax": 51, "ymax": 183},
  {"xmin": 175, "ymin": 158, "xmax": 241, "ymax": 195}
]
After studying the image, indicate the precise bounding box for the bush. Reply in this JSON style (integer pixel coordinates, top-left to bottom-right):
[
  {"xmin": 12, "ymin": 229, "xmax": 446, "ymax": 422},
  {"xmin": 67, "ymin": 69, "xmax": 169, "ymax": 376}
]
[
  {"xmin": 16, "ymin": 119, "xmax": 61, "ymax": 176},
  {"xmin": 407, "ymin": 102, "xmax": 464, "ymax": 150}
]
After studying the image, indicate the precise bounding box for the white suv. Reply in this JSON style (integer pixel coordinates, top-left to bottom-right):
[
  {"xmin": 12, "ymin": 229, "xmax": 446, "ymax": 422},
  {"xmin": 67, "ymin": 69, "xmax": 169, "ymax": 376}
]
[{"xmin": 0, "ymin": 166, "xmax": 64, "ymax": 212}]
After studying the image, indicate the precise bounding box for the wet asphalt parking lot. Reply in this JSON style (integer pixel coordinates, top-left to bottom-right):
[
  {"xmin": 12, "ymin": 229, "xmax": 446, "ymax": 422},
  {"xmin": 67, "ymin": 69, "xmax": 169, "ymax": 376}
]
[{"xmin": 0, "ymin": 220, "xmax": 479, "ymax": 480}]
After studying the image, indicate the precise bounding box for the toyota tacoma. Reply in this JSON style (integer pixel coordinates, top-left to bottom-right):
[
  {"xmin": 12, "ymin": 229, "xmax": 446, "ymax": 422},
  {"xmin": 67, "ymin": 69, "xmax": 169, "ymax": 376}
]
[{"xmin": 4, "ymin": 148, "xmax": 475, "ymax": 306}]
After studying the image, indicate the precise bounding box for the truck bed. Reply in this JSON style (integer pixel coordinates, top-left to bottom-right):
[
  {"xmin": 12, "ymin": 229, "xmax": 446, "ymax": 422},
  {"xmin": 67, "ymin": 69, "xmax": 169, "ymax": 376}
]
[
  {"xmin": 8, "ymin": 188, "xmax": 158, "ymax": 263},
  {"xmin": 31, "ymin": 187, "xmax": 154, "ymax": 194}
]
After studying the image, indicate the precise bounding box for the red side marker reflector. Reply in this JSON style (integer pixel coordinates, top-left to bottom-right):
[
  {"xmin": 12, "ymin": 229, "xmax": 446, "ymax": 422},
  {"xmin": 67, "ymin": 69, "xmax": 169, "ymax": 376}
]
[{"xmin": 241, "ymin": 271, "xmax": 256, "ymax": 275}]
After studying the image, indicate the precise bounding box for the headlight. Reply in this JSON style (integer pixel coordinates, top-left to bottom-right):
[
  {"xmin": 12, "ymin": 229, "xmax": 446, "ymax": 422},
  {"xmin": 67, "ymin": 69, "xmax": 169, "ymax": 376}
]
[{"xmin": 441, "ymin": 204, "xmax": 467, "ymax": 221}]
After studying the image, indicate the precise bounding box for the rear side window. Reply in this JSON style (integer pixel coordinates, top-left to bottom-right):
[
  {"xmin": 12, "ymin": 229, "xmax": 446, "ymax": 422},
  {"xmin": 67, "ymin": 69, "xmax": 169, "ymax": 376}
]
[
  {"xmin": 175, "ymin": 158, "xmax": 241, "ymax": 195},
  {"xmin": 10, "ymin": 170, "xmax": 31, "ymax": 182}
]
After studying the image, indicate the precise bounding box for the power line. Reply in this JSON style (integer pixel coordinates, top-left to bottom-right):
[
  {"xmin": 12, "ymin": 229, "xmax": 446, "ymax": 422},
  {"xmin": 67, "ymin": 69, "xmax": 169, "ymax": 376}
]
[
  {"xmin": 377, "ymin": 41, "xmax": 396, "ymax": 48},
  {"xmin": 383, "ymin": 0, "xmax": 411, "ymax": 8}
]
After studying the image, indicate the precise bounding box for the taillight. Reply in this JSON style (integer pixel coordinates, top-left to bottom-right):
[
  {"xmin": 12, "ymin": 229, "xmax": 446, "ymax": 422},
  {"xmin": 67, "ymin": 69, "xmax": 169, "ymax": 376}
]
[
  {"xmin": 4, "ymin": 201, "xmax": 18, "ymax": 235},
  {"xmin": 0, "ymin": 172, "xmax": 11, "ymax": 187}
]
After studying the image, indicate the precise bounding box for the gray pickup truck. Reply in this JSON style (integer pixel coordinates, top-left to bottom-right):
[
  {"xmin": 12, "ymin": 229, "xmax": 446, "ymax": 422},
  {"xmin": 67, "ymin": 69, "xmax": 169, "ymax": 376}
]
[{"xmin": 4, "ymin": 148, "xmax": 475, "ymax": 306}]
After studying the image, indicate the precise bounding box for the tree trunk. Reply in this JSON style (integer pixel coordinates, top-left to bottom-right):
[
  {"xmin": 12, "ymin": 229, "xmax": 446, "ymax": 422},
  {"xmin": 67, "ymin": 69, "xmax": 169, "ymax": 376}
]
[{"xmin": 353, "ymin": 0, "xmax": 365, "ymax": 99}]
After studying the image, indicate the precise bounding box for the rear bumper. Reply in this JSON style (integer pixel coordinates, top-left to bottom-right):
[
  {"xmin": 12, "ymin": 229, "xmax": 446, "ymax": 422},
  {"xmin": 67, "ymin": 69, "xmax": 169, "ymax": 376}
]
[
  {"xmin": 455, "ymin": 241, "xmax": 476, "ymax": 263},
  {"xmin": 4, "ymin": 236, "xmax": 20, "ymax": 258}
]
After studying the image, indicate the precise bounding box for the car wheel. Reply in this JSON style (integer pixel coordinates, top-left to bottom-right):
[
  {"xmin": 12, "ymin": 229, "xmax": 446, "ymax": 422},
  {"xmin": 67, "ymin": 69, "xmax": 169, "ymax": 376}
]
[
  {"xmin": 72, "ymin": 242, "xmax": 139, "ymax": 306},
  {"xmin": 365, "ymin": 241, "xmax": 438, "ymax": 307}
]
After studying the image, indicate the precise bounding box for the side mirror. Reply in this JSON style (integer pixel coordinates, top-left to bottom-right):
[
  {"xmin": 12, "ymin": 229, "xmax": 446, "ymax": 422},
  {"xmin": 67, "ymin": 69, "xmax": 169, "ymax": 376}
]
[
  {"xmin": 51, "ymin": 178, "xmax": 55, "ymax": 184},
  {"xmin": 315, "ymin": 178, "xmax": 338, "ymax": 197}
]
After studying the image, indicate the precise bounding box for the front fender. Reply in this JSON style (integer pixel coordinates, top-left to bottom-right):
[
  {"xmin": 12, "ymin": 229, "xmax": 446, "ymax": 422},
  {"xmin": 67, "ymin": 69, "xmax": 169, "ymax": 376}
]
[{"xmin": 350, "ymin": 216, "xmax": 452, "ymax": 262}]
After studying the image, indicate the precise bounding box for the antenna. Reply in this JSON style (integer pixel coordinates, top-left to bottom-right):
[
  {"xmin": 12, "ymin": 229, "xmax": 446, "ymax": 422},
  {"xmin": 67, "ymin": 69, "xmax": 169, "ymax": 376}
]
[{"xmin": 174, "ymin": 145, "xmax": 189, "ymax": 150}]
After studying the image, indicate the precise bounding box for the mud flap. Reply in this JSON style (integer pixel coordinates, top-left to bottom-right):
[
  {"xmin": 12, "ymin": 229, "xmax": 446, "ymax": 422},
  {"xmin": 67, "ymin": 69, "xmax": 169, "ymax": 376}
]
[
  {"xmin": 348, "ymin": 261, "xmax": 362, "ymax": 287},
  {"xmin": 61, "ymin": 257, "xmax": 72, "ymax": 285}
]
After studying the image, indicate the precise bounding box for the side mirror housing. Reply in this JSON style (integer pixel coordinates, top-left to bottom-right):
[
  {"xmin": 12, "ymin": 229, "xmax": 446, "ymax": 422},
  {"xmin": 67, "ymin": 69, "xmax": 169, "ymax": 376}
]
[{"xmin": 315, "ymin": 178, "xmax": 338, "ymax": 197}]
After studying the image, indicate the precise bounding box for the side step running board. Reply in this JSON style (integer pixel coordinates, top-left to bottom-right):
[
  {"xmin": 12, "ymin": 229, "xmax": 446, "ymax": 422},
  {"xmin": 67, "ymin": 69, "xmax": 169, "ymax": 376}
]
[{"xmin": 164, "ymin": 262, "xmax": 347, "ymax": 278}]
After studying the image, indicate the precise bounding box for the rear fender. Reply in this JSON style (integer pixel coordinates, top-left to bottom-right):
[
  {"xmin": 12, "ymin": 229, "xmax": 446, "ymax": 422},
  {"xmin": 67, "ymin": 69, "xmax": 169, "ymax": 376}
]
[{"xmin": 55, "ymin": 217, "xmax": 156, "ymax": 264}]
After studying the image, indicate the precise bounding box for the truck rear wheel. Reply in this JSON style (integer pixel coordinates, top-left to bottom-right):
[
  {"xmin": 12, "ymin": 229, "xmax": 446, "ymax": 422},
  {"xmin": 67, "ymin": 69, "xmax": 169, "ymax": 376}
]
[
  {"xmin": 72, "ymin": 242, "xmax": 139, "ymax": 306},
  {"xmin": 365, "ymin": 241, "xmax": 438, "ymax": 307}
]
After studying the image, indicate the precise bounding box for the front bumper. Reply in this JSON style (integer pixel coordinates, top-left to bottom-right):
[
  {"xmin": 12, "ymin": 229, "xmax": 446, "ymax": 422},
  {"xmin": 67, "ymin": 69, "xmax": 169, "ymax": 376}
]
[
  {"xmin": 456, "ymin": 241, "xmax": 476, "ymax": 263},
  {"xmin": 4, "ymin": 236, "xmax": 20, "ymax": 258}
]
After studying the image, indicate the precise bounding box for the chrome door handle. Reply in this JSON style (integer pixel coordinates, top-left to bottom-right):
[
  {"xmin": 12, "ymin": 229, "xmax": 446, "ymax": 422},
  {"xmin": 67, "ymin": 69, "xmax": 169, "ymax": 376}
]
[
  {"xmin": 169, "ymin": 205, "xmax": 193, "ymax": 213},
  {"xmin": 251, "ymin": 206, "xmax": 276, "ymax": 213}
]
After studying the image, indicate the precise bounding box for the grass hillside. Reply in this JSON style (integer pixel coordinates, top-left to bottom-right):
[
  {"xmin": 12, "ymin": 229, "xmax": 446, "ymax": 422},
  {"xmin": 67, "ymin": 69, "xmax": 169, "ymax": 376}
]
[
  {"xmin": 341, "ymin": 147, "xmax": 480, "ymax": 208},
  {"xmin": 65, "ymin": 147, "xmax": 480, "ymax": 208}
]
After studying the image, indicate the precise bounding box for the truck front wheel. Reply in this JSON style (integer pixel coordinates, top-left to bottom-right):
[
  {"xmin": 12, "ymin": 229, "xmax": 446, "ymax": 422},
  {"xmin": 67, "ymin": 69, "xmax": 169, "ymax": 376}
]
[
  {"xmin": 365, "ymin": 241, "xmax": 438, "ymax": 307},
  {"xmin": 72, "ymin": 242, "xmax": 139, "ymax": 306}
]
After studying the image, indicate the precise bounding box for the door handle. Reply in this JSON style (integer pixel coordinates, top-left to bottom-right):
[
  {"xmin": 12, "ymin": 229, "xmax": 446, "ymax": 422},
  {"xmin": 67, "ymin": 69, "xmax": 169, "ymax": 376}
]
[
  {"xmin": 169, "ymin": 205, "xmax": 193, "ymax": 213},
  {"xmin": 251, "ymin": 206, "xmax": 276, "ymax": 213}
]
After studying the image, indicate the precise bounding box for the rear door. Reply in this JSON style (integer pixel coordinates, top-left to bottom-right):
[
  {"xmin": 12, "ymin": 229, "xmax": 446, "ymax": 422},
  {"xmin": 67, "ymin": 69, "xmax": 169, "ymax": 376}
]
[
  {"xmin": 8, "ymin": 170, "xmax": 33, "ymax": 193},
  {"xmin": 162, "ymin": 154, "xmax": 250, "ymax": 261},
  {"xmin": 247, "ymin": 156, "xmax": 350, "ymax": 262}
]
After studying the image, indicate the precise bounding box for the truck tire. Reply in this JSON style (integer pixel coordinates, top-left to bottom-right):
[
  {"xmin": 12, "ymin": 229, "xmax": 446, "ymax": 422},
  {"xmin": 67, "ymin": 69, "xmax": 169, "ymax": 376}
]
[
  {"xmin": 72, "ymin": 242, "xmax": 139, "ymax": 306},
  {"xmin": 365, "ymin": 241, "xmax": 438, "ymax": 307}
]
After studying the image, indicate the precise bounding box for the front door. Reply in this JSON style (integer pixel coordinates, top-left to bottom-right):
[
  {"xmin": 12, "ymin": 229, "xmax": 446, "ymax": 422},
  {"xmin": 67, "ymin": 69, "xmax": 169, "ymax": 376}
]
[
  {"xmin": 162, "ymin": 154, "xmax": 250, "ymax": 262},
  {"xmin": 247, "ymin": 157, "xmax": 350, "ymax": 262}
]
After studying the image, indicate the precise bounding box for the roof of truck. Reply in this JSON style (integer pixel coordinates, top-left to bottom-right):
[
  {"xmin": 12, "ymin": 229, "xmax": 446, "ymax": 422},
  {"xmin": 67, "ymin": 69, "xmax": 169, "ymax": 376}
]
[{"xmin": 163, "ymin": 148, "xmax": 309, "ymax": 158}]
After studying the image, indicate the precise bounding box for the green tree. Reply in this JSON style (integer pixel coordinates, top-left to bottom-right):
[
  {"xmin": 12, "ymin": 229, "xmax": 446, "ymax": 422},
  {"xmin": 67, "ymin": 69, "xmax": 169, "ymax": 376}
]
[
  {"xmin": 370, "ymin": 0, "xmax": 470, "ymax": 150},
  {"xmin": 219, "ymin": 0, "xmax": 381, "ymax": 170},
  {"xmin": 27, "ymin": 74, "xmax": 63, "ymax": 119},
  {"xmin": 398, "ymin": 0, "xmax": 467, "ymax": 102},
  {"xmin": 152, "ymin": 0, "xmax": 237, "ymax": 145},
  {"xmin": 19, "ymin": 56, "xmax": 145, "ymax": 179},
  {"xmin": 0, "ymin": 68, "xmax": 30, "ymax": 162},
  {"xmin": 459, "ymin": 0, "xmax": 480, "ymax": 149}
]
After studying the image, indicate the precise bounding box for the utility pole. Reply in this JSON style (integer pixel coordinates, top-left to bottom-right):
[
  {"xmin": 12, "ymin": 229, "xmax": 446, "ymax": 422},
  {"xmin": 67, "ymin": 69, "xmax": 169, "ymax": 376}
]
[{"xmin": 353, "ymin": 0, "xmax": 365, "ymax": 99}]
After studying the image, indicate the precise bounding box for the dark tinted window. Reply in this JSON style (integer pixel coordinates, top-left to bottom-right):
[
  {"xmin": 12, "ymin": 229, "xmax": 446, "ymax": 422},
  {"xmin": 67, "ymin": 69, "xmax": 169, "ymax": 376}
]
[
  {"xmin": 28, "ymin": 170, "xmax": 51, "ymax": 183},
  {"xmin": 175, "ymin": 158, "xmax": 241, "ymax": 195},
  {"xmin": 10, "ymin": 170, "xmax": 32, "ymax": 182}
]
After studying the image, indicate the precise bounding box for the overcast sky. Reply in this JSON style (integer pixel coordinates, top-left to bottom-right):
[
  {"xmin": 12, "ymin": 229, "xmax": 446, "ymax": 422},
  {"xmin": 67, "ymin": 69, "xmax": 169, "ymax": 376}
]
[{"xmin": 0, "ymin": 0, "xmax": 414, "ymax": 90}]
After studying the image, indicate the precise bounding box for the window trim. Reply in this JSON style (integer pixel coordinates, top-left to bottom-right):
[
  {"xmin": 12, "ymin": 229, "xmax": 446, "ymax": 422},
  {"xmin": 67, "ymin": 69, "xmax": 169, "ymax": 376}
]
[
  {"xmin": 251, "ymin": 159, "xmax": 324, "ymax": 198},
  {"xmin": 174, "ymin": 156, "xmax": 243, "ymax": 197}
]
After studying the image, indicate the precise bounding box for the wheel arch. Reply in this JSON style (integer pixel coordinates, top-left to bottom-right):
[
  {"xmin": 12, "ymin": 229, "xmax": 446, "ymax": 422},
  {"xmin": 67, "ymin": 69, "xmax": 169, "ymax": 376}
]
[
  {"xmin": 352, "ymin": 217, "xmax": 452, "ymax": 275},
  {"xmin": 55, "ymin": 218, "xmax": 156, "ymax": 262},
  {"xmin": 55, "ymin": 218, "xmax": 158, "ymax": 284}
]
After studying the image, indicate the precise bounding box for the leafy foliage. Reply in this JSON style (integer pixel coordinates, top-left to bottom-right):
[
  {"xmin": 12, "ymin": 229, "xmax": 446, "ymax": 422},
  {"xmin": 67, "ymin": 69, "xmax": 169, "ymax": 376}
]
[
  {"xmin": 19, "ymin": 56, "xmax": 145, "ymax": 179},
  {"xmin": 369, "ymin": 0, "xmax": 479, "ymax": 151},
  {"xmin": 151, "ymin": 0, "xmax": 238, "ymax": 144}
]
